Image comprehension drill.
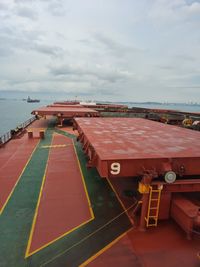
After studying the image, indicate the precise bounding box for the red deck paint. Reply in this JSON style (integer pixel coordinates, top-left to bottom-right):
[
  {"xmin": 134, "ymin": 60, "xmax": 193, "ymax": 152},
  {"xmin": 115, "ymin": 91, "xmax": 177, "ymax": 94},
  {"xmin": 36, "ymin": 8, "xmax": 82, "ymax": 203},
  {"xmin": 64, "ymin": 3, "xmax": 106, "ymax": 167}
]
[
  {"xmin": 27, "ymin": 118, "xmax": 49, "ymax": 130},
  {"xmin": 0, "ymin": 136, "xmax": 38, "ymax": 212},
  {"xmin": 28, "ymin": 133, "xmax": 92, "ymax": 255},
  {"xmin": 86, "ymin": 222, "xmax": 200, "ymax": 267},
  {"xmin": 0, "ymin": 119, "xmax": 48, "ymax": 212},
  {"xmin": 86, "ymin": 234, "xmax": 139, "ymax": 267},
  {"xmin": 75, "ymin": 118, "xmax": 200, "ymax": 178},
  {"xmin": 127, "ymin": 222, "xmax": 200, "ymax": 267}
]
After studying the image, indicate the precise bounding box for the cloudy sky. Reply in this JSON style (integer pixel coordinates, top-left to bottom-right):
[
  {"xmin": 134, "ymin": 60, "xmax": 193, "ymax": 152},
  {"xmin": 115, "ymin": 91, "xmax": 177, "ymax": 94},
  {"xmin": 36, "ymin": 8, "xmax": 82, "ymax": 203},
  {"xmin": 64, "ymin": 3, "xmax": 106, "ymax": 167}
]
[{"xmin": 0, "ymin": 0, "xmax": 200, "ymax": 102}]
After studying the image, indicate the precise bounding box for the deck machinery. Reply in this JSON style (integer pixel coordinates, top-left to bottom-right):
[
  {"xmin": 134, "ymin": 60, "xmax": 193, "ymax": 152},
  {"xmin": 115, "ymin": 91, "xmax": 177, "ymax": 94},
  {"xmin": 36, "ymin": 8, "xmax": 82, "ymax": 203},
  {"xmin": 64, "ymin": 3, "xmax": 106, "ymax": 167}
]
[{"xmin": 74, "ymin": 117, "xmax": 200, "ymax": 238}]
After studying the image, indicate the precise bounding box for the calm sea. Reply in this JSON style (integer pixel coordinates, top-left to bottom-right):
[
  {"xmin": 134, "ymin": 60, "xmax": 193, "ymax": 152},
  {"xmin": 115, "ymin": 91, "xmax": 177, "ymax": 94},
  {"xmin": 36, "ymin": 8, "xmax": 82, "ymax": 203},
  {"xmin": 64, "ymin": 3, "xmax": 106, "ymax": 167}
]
[
  {"xmin": 0, "ymin": 98, "xmax": 199, "ymax": 137},
  {"xmin": 0, "ymin": 99, "xmax": 51, "ymax": 136}
]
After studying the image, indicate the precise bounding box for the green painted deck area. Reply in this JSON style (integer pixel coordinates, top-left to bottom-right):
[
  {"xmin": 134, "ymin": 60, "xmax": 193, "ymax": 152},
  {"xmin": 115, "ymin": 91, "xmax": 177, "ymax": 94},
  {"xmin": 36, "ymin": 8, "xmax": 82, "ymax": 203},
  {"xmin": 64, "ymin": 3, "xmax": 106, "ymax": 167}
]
[{"xmin": 0, "ymin": 121, "xmax": 132, "ymax": 267}]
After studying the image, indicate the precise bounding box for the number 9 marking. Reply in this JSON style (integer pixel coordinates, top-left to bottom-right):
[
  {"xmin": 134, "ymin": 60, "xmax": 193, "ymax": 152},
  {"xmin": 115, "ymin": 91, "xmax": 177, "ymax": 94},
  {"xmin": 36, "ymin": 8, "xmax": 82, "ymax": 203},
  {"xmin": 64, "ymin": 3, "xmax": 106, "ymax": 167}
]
[{"xmin": 110, "ymin": 162, "xmax": 120, "ymax": 175}]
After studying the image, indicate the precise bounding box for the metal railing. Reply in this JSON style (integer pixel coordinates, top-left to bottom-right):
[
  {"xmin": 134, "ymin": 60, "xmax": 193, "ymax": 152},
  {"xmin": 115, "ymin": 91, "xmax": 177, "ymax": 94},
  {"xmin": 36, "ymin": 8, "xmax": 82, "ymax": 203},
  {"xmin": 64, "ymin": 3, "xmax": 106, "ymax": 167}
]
[
  {"xmin": 17, "ymin": 116, "xmax": 36, "ymax": 129},
  {"xmin": 0, "ymin": 116, "xmax": 36, "ymax": 146}
]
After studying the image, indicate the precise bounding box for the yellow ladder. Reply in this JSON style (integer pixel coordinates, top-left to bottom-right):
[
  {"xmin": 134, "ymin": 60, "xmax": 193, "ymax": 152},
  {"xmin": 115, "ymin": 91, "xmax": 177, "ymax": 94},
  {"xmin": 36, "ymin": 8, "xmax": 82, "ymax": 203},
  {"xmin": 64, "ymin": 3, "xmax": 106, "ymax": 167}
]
[{"xmin": 145, "ymin": 185, "xmax": 162, "ymax": 227}]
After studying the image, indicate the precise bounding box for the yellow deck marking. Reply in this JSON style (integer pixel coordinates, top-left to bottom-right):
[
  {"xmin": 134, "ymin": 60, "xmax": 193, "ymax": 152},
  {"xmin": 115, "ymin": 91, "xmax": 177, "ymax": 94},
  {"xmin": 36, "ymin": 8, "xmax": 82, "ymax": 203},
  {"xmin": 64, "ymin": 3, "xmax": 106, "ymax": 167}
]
[
  {"xmin": 25, "ymin": 133, "xmax": 94, "ymax": 258},
  {"xmin": 27, "ymin": 217, "xmax": 94, "ymax": 258},
  {"xmin": 79, "ymin": 228, "xmax": 133, "ymax": 267},
  {"xmin": 28, "ymin": 128, "xmax": 46, "ymax": 131},
  {"xmin": 106, "ymin": 178, "xmax": 134, "ymax": 225},
  {"xmin": 25, "ymin": 134, "xmax": 54, "ymax": 258},
  {"xmin": 72, "ymin": 139, "xmax": 95, "ymax": 220},
  {"xmin": 39, "ymin": 204, "xmax": 135, "ymax": 267},
  {"xmin": 0, "ymin": 139, "xmax": 40, "ymax": 215},
  {"xmin": 41, "ymin": 144, "xmax": 70, "ymax": 148}
]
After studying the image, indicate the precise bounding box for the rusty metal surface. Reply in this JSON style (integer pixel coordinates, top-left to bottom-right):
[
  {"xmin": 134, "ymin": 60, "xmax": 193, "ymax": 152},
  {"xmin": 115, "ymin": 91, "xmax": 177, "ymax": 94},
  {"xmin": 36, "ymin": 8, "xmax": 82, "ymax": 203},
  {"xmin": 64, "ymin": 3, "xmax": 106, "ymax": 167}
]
[{"xmin": 75, "ymin": 118, "xmax": 200, "ymax": 178}]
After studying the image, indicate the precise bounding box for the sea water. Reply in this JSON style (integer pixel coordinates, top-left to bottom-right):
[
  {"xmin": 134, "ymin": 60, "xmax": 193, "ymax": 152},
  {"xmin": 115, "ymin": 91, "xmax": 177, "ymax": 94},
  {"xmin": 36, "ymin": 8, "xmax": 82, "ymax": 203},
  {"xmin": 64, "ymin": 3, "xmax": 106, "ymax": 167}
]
[
  {"xmin": 0, "ymin": 97, "xmax": 200, "ymax": 137},
  {"xmin": 0, "ymin": 99, "xmax": 51, "ymax": 136}
]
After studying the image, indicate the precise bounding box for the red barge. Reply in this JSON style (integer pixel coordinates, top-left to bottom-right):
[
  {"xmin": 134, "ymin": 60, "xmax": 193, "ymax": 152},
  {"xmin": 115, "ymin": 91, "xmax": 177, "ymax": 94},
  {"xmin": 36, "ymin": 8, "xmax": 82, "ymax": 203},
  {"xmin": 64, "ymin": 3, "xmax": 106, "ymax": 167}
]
[{"xmin": 0, "ymin": 101, "xmax": 200, "ymax": 267}]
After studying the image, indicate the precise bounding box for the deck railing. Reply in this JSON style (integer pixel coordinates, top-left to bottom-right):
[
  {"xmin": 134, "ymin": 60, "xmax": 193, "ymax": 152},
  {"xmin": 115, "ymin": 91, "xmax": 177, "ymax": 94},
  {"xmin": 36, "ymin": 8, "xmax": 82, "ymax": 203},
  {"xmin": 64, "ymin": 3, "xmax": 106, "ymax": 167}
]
[{"xmin": 0, "ymin": 116, "xmax": 36, "ymax": 146}]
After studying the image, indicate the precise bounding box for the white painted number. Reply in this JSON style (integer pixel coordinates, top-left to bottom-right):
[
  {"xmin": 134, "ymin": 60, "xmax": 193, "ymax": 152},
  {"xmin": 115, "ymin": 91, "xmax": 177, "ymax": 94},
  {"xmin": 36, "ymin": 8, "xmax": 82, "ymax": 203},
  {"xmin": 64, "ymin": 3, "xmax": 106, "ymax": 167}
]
[{"xmin": 110, "ymin": 163, "xmax": 120, "ymax": 175}]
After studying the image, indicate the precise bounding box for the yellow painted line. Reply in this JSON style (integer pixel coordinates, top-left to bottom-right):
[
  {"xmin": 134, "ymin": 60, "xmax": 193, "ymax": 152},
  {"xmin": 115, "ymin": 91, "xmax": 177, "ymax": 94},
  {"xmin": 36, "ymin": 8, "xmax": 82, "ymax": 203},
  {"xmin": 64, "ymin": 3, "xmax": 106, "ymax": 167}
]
[
  {"xmin": 28, "ymin": 127, "xmax": 47, "ymax": 133},
  {"xmin": 39, "ymin": 205, "xmax": 135, "ymax": 267},
  {"xmin": 0, "ymin": 139, "xmax": 40, "ymax": 215},
  {"xmin": 79, "ymin": 228, "xmax": 132, "ymax": 267},
  {"xmin": 72, "ymin": 139, "xmax": 94, "ymax": 220},
  {"xmin": 40, "ymin": 144, "xmax": 69, "ymax": 148},
  {"xmin": 25, "ymin": 134, "xmax": 94, "ymax": 258},
  {"xmin": 25, "ymin": 133, "xmax": 54, "ymax": 258},
  {"xmin": 106, "ymin": 178, "xmax": 133, "ymax": 225},
  {"xmin": 27, "ymin": 217, "xmax": 94, "ymax": 258},
  {"xmin": 28, "ymin": 128, "xmax": 46, "ymax": 131}
]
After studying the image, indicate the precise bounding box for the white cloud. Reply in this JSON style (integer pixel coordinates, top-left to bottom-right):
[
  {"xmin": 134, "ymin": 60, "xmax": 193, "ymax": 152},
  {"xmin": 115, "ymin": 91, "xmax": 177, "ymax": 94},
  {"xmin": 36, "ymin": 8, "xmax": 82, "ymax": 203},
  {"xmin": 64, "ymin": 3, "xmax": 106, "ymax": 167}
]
[
  {"xmin": 49, "ymin": 63, "xmax": 131, "ymax": 83},
  {"xmin": 14, "ymin": 6, "xmax": 38, "ymax": 20},
  {"xmin": 0, "ymin": 0, "xmax": 199, "ymax": 102},
  {"xmin": 47, "ymin": 0, "xmax": 66, "ymax": 16},
  {"xmin": 148, "ymin": 0, "xmax": 200, "ymax": 22}
]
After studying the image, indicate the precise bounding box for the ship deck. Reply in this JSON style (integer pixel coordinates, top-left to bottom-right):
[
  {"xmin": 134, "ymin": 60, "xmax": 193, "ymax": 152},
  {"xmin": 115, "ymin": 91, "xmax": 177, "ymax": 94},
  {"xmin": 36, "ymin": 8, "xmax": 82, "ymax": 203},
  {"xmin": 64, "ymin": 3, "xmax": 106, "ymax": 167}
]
[
  {"xmin": 0, "ymin": 118, "xmax": 131, "ymax": 267},
  {"xmin": 0, "ymin": 118, "xmax": 199, "ymax": 267}
]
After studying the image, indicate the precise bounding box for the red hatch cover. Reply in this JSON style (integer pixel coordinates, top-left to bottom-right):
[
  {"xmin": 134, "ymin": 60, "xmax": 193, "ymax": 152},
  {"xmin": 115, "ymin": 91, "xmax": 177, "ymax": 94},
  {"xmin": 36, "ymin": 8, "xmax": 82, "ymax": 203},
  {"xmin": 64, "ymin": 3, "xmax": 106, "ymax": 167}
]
[{"xmin": 75, "ymin": 118, "xmax": 200, "ymax": 179}]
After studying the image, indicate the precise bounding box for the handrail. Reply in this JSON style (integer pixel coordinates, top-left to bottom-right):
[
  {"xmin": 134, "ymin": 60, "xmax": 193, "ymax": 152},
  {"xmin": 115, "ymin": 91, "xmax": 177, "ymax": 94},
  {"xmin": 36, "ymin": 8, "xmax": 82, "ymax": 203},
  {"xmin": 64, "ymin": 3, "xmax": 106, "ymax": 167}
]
[{"xmin": 0, "ymin": 116, "xmax": 36, "ymax": 146}]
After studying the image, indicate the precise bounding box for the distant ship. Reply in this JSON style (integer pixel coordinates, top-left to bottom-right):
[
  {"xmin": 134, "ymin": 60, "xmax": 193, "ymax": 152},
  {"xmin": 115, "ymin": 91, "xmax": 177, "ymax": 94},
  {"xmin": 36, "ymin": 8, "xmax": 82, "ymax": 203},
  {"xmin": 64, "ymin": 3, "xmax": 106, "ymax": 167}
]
[{"xmin": 27, "ymin": 96, "xmax": 40, "ymax": 103}]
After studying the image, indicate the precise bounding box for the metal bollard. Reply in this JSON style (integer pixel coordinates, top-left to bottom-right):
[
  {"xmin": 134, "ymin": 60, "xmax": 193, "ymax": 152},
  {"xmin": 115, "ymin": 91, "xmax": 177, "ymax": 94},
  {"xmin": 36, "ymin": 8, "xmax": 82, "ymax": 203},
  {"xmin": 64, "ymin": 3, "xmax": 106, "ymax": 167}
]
[
  {"xmin": 28, "ymin": 131, "xmax": 33, "ymax": 139},
  {"xmin": 39, "ymin": 130, "xmax": 45, "ymax": 139}
]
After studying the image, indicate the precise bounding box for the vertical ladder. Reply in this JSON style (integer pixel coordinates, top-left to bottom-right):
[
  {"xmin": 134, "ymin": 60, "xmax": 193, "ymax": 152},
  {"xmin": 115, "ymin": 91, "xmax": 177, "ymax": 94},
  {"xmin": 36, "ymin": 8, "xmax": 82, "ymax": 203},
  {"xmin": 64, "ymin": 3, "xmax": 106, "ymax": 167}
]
[{"xmin": 145, "ymin": 185, "xmax": 162, "ymax": 227}]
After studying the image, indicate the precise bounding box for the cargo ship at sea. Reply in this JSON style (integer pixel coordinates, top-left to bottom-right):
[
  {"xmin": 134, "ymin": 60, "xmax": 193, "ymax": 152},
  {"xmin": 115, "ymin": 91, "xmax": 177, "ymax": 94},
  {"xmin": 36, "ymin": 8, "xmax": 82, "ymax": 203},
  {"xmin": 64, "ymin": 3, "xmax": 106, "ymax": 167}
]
[
  {"xmin": 27, "ymin": 96, "xmax": 40, "ymax": 103},
  {"xmin": 0, "ymin": 101, "xmax": 200, "ymax": 267}
]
